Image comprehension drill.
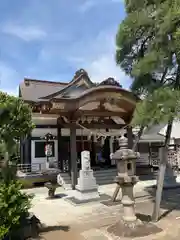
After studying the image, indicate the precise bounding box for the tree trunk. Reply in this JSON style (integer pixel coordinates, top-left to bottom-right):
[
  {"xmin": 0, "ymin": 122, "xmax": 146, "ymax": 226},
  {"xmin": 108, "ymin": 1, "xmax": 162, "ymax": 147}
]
[
  {"xmin": 132, "ymin": 125, "xmax": 144, "ymax": 152},
  {"xmin": 151, "ymin": 119, "xmax": 173, "ymax": 222}
]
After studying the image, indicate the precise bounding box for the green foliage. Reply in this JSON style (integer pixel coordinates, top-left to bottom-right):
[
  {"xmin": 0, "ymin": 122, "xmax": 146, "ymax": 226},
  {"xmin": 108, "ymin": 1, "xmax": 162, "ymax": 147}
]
[
  {"xmin": 131, "ymin": 87, "xmax": 180, "ymax": 127},
  {"xmin": 0, "ymin": 91, "xmax": 34, "ymax": 157},
  {"xmin": 0, "ymin": 163, "xmax": 17, "ymax": 185},
  {"xmin": 0, "ymin": 91, "xmax": 34, "ymax": 139},
  {"xmin": 0, "ymin": 141, "xmax": 19, "ymax": 162},
  {"xmin": 0, "ymin": 180, "xmax": 33, "ymax": 239},
  {"xmin": 116, "ymin": 0, "xmax": 180, "ymax": 95},
  {"xmin": 118, "ymin": 0, "xmax": 180, "ymax": 221},
  {"xmin": 0, "ymin": 92, "xmax": 34, "ymax": 239}
]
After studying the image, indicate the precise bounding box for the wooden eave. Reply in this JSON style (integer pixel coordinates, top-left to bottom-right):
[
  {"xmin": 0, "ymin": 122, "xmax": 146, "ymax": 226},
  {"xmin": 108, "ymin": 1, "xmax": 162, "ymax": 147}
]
[{"xmin": 30, "ymin": 85, "xmax": 139, "ymax": 124}]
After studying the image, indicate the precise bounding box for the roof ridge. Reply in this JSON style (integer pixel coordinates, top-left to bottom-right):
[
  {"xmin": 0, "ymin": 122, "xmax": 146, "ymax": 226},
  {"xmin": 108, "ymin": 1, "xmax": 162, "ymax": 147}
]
[
  {"xmin": 24, "ymin": 78, "xmax": 68, "ymax": 85},
  {"xmin": 39, "ymin": 69, "xmax": 94, "ymax": 99}
]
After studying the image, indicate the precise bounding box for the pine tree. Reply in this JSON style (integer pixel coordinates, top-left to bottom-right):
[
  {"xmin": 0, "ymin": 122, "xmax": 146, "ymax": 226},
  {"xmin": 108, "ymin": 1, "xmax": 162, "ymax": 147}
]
[{"xmin": 116, "ymin": 0, "xmax": 180, "ymax": 221}]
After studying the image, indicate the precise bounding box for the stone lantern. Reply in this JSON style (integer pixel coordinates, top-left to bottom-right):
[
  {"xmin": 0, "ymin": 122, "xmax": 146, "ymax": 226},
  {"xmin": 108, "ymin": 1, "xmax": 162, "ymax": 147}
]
[
  {"xmin": 112, "ymin": 136, "xmax": 139, "ymax": 223},
  {"xmin": 108, "ymin": 136, "xmax": 162, "ymax": 238}
]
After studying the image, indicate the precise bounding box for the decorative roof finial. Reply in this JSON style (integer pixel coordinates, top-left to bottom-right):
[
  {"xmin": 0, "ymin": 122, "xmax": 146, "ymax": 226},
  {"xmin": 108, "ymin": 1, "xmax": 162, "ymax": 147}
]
[
  {"xmin": 74, "ymin": 69, "xmax": 88, "ymax": 78},
  {"xmin": 99, "ymin": 77, "xmax": 122, "ymax": 87}
]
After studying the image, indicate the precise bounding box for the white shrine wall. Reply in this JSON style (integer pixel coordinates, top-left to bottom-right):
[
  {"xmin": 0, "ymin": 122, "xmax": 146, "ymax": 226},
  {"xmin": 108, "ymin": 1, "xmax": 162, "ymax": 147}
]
[{"xmin": 31, "ymin": 128, "xmax": 58, "ymax": 171}]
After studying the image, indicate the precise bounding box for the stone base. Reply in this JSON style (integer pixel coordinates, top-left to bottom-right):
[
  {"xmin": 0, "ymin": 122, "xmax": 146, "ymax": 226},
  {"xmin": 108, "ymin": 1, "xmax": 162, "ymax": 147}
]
[
  {"xmin": 69, "ymin": 168, "xmax": 100, "ymax": 203},
  {"xmin": 107, "ymin": 218, "xmax": 162, "ymax": 238},
  {"xmin": 76, "ymin": 169, "xmax": 98, "ymax": 190},
  {"xmin": 66, "ymin": 194, "xmax": 110, "ymax": 205},
  {"xmin": 74, "ymin": 188, "xmax": 100, "ymax": 201}
]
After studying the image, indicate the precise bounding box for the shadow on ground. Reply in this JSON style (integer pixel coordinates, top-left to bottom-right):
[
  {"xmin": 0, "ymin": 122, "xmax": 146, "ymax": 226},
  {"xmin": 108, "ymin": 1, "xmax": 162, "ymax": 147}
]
[
  {"xmin": 144, "ymin": 186, "xmax": 180, "ymax": 220},
  {"xmin": 16, "ymin": 214, "xmax": 70, "ymax": 240},
  {"xmin": 45, "ymin": 193, "xmax": 67, "ymax": 200},
  {"xmin": 39, "ymin": 225, "xmax": 70, "ymax": 233}
]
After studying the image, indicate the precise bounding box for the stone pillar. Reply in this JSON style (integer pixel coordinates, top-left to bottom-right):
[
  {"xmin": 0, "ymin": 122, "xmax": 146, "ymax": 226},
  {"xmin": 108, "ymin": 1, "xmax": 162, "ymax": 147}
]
[
  {"xmin": 71, "ymin": 150, "xmax": 99, "ymax": 203},
  {"xmin": 159, "ymin": 147, "xmax": 177, "ymax": 187},
  {"xmin": 70, "ymin": 122, "xmax": 77, "ymax": 190}
]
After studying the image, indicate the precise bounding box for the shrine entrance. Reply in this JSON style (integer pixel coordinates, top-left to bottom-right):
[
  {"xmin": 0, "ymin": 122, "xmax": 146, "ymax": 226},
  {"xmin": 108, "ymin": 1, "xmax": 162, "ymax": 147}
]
[
  {"xmin": 60, "ymin": 134, "xmax": 114, "ymax": 171},
  {"xmin": 31, "ymin": 77, "xmax": 138, "ymax": 189}
]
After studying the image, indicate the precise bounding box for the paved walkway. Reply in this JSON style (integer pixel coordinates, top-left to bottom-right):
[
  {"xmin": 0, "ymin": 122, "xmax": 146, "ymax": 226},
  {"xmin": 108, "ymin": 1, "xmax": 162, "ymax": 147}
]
[{"xmin": 23, "ymin": 180, "xmax": 180, "ymax": 239}]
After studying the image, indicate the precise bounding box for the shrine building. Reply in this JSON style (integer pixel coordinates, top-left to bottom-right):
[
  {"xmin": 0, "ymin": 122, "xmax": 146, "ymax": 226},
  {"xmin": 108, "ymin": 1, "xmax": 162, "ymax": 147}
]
[{"xmin": 19, "ymin": 69, "xmax": 154, "ymax": 188}]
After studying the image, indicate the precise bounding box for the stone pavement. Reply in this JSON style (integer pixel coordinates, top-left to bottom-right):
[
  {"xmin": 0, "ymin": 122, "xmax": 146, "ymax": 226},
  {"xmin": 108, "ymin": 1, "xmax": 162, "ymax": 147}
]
[
  {"xmin": 23, "ymin": 180, "xmax": 180, "ymax": 239},
  {"xmin": 23, "ymin": 181, "xmax": 154, "ymax": 226}
]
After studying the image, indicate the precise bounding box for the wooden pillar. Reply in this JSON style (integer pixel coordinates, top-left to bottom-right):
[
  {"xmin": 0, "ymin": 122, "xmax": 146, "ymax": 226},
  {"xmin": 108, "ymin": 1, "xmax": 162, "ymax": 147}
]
[
  {"xmin": 70, "ymin": 122, "xmax": 77, "ymax": 189},
  {"xmin": 90, "ymin": 135, "xmax": 96, "ymax": 167},
  {"xmin": 23, "ymin": 135, "xmax": 31, "ymax": 166},
  {"xmin": 127, "ymin": 126, "xmax": 133, "ymax": 149},
  {"xmin": 109, "ymin": 137, "xmax": 113, "ymax": 154},
  {"xmin": 57, "ymin": 126, "xmax": 63, "ymax": 171}
]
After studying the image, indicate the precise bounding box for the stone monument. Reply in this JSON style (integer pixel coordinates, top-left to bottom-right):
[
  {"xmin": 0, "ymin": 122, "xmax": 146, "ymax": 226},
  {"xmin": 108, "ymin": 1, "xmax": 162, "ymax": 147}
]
[{"xmin": 72, "ymin": 150, "xmax": 100, "ymax": 202}]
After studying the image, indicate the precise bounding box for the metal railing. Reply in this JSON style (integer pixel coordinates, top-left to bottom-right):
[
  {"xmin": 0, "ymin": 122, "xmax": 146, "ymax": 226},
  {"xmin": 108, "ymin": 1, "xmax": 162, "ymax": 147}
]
[{"xmin": 17, "ymin": 161, "xmax": 58, "ymax": 173}]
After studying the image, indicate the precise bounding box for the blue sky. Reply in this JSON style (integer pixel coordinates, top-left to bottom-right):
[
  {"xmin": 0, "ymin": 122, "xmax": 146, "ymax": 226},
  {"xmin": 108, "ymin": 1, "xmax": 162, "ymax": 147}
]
[{"xmin": 0, "ymin": 0, "xmax": 130, "ymax": 95}]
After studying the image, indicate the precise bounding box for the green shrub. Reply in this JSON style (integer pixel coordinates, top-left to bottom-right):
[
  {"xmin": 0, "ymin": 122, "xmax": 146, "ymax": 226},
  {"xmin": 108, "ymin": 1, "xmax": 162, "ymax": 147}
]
[{"xmin": 0, "ymin": 180, "xmax": 33, "ymax": 239}]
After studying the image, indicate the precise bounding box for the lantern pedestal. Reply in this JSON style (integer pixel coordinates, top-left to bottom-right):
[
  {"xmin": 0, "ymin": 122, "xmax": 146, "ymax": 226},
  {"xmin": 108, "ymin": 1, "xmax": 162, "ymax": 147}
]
[{"xmin": 115, "ymin": 175, "xmax": 139, "ymax": 224}]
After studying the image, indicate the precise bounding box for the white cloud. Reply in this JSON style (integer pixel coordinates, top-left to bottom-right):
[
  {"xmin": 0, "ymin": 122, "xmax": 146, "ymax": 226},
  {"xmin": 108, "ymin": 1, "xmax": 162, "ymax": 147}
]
[
  {"xmin": 2, "ymin": 23, "xmax": 47, "ymax": 42},
  {"xmin": 111, "ymin": 0, "xmax": 124, "ymax": 2},
  {"xmin": 78, "ymin": 1, "xmax": 97, "ymax": 13},
  {"xmin": 78, "ymin": 0, "xmax": 124, "ymax": 13},
  {"xmin": 86, "ymin": 54, "xmax": 127, "ymax": 83},
  {"xmin": 66, "ymin": 28, "xmax": 131, "ymax": 88},
  {"xmin": 0, "ymin": 62, "xmax": 19, "ymax": 96}
]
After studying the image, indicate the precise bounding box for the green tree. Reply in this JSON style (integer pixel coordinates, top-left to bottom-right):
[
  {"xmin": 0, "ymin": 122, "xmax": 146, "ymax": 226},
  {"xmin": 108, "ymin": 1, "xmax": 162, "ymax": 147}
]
[
  {"xmin": 0, "ymin": 91, "xmax": 34, "ymax": 159},
  {"xmin": 0, "ymin": 92, "xmax": 34, "ymax": 239},
  {"xmin": 0, "ymin": 180, "xmax": 33, "ymax": 239},
  {"xmin": 116, "ymin": 0, "xmax": 179, "ymax": 92},
  {"xmin": 116, "ymin": 0, "xmax": 180, "ymax": 221}
]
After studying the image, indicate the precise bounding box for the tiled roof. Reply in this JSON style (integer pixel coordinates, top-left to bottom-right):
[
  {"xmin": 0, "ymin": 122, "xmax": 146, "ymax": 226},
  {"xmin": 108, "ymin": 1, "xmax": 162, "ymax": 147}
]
[
  {"xmin": 19, "ymin": 78, "xmax": 68, "ymax": 102},
  {"xmin": 19, "ymin": 69, "xmax": 93, "ymax": 101}
]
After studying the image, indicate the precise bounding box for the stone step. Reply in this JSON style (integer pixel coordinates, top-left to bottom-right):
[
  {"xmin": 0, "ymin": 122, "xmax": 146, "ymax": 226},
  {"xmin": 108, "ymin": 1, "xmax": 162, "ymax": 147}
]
[
  {"xmin": 94, "ymin": 172, "xmax": 117, "ymax": 177},
  {"xmin": 58, "ymin": 169, "xmax": 117, "ymax": 187},
  {"xmin": 58, "ymin": 168, "xmax": 157, "ymax": 188},
  {"xmin": 96, "ymin": 175, "xmax": 116, "ymax": 180}
]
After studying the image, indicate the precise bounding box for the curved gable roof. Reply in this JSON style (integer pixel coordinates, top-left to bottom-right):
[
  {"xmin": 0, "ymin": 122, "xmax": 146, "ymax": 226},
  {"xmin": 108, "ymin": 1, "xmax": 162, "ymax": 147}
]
[{"xmin": 40, "ymin": 69, "xmax": 94, "ymax": 100}]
